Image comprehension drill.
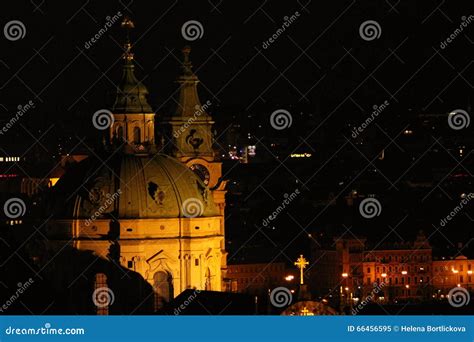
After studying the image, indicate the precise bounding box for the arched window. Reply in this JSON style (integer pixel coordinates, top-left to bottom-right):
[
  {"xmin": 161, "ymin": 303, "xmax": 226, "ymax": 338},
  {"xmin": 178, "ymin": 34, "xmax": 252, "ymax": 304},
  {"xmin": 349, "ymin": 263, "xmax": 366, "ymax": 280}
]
[
  {"xmin": 205, "ymin": 268, "xmax": 212, "ymax": 291},
  {"xmin": 153, "ymin": 271, "xmax": 173, "ymax": 311},
  {"xmin": 133, "ymin": 127, "xmax": 141, "ymax": 144}
]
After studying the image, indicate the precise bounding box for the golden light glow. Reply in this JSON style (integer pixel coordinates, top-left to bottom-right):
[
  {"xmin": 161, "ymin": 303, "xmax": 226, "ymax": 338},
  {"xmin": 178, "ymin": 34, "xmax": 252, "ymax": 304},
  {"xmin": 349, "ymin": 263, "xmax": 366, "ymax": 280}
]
[
  {"xmin": 285, "ymin": 275, "xmax": 295, "ymax": 281},
  {"xmin": 381, "ymin": 273, "xmax": 387, "ymax": 278},
  {"xmin": 49, "ymin": 177, "xmax": 60, "ymax": 187},
  {"xmin": 294, "ymin": 255, "xmax": 309, "ymax": 285},
  {"xmin": 401, "ymin": 271, "xmax": 407, "ymax": 275},
  {"xmin": 290, "ymin": 153, "xmax": 312, "ymax": 158},
  {"xmin": 342, "ymin": 273, "xmax": 348, "ymax": 278}
]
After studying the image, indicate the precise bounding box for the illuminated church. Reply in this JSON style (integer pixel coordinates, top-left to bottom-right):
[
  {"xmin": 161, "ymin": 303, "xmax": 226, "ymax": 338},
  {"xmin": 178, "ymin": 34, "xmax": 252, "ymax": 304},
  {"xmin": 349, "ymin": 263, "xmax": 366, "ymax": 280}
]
[{"xmin": 45, "ymin": 18, "xmax": 227, "ymax": 312}]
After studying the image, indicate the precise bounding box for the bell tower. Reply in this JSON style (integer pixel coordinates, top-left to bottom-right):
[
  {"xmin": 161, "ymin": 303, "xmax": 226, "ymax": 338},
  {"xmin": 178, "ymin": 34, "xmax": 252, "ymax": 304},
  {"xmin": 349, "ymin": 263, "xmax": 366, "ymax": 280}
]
[
  {"xmin": 158, "ymin": 46, "xmax": 228, "ymax": 287},
  {"xmin": 109, "ymin": 17, "xmax": 155, "ymax": 154}
]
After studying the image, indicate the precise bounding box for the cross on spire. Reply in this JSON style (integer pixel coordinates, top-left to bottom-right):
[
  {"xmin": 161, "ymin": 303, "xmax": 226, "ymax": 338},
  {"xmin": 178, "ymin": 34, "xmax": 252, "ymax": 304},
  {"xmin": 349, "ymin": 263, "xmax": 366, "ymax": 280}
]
[{"xmin": 294, "ymin": 254, "xmax": 309, "ymax": 285}]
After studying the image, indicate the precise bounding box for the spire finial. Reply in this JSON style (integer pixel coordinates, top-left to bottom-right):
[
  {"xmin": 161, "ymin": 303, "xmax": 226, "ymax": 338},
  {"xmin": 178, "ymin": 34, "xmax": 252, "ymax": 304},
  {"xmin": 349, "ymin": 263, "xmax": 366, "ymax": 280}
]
[
  {"xmin": 181, "ymin": 45, "xmax": 193, "ymax": 76},
  {"xmin": 121, "ymin": 17, "xmax": 135, "ymax": 62}
]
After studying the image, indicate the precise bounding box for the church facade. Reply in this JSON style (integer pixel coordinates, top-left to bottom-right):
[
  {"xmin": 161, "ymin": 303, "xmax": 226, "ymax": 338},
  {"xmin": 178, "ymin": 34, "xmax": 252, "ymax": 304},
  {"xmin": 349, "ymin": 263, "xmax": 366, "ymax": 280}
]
[{"xmin": 45, "ymin": 18, "xmax": 227, "ymax": 312}]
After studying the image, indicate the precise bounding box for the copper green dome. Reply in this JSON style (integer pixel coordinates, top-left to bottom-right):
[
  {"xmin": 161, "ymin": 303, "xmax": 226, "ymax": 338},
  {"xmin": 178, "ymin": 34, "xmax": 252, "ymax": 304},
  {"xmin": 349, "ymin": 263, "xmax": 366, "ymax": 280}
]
[{"xmin": 50, "ymin": 154, "xmax": 219, "ymax": 219}]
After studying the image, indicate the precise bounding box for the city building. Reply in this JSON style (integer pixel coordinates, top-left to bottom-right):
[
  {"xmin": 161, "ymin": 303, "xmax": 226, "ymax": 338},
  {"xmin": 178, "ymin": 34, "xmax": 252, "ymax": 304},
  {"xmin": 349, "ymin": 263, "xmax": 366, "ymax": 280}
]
[
  {"xmin": 432, "ymin": 255, "xmax": 474, "ymax": 295},
  {"xmin": 227, "ymin": 262, "xmax": 296, "ymax": 294},
  {"xmin": 312, "ymin": 231, "xmax": 435, "ymax": 302}
]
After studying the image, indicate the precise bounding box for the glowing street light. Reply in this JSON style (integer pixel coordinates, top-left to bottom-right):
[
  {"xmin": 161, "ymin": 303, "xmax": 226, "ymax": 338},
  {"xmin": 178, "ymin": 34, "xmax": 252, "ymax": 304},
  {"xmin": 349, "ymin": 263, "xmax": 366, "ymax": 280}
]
[
  {"xmin": 285, "ymin": 275, "xmax": 295, "ymax": 281},
  {"xmin": 381, "ymin": 273, "xmax": 387, "ymax": 278},
  {"xmin": 342, "ymin": 273, "xmax": 348, "ymax": 278},
  {"xmin": 401, "ymin": 271, "xmax": 407, "ymax": 275}
]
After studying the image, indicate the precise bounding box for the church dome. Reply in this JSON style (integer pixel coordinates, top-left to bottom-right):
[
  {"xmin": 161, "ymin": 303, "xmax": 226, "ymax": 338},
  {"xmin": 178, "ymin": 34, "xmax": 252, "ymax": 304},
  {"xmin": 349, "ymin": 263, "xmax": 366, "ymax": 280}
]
[{"xmin": 50, "ymin": 153, "xmax": 219, "ymax": 220}]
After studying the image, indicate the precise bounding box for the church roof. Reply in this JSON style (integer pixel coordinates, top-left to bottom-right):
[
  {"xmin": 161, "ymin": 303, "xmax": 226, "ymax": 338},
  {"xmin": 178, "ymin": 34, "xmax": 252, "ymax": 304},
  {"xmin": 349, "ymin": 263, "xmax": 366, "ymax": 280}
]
[
  {"xmin": 111, "ymin": 17, "xmax": 152, "ymax": 114},
  {"xmin": 49, "ymin": 153, "xmax": 219, "ymax": 219}
]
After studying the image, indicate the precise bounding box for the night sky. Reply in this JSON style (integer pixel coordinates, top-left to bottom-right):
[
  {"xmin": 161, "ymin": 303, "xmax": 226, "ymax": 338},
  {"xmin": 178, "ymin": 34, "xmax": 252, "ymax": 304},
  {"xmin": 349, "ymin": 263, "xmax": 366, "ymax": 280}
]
[{"xmin": 1, "ymin": 0, "xmax": 473, "ymax": 126}]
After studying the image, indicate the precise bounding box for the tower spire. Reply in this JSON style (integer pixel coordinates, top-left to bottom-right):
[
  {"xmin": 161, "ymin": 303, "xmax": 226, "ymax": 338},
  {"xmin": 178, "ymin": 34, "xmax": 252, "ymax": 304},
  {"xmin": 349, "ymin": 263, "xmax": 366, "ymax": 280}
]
[
  {"xmin": 109, "ymin": 17, "xmax": 155, "ymax": 154},
  {"xmin": 112, "ymin": 17, "xmax": 152, "ymax": 114},
  {"xmin": 174, "ymin": 46, "xmax": 208, "ymax": 118}
]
